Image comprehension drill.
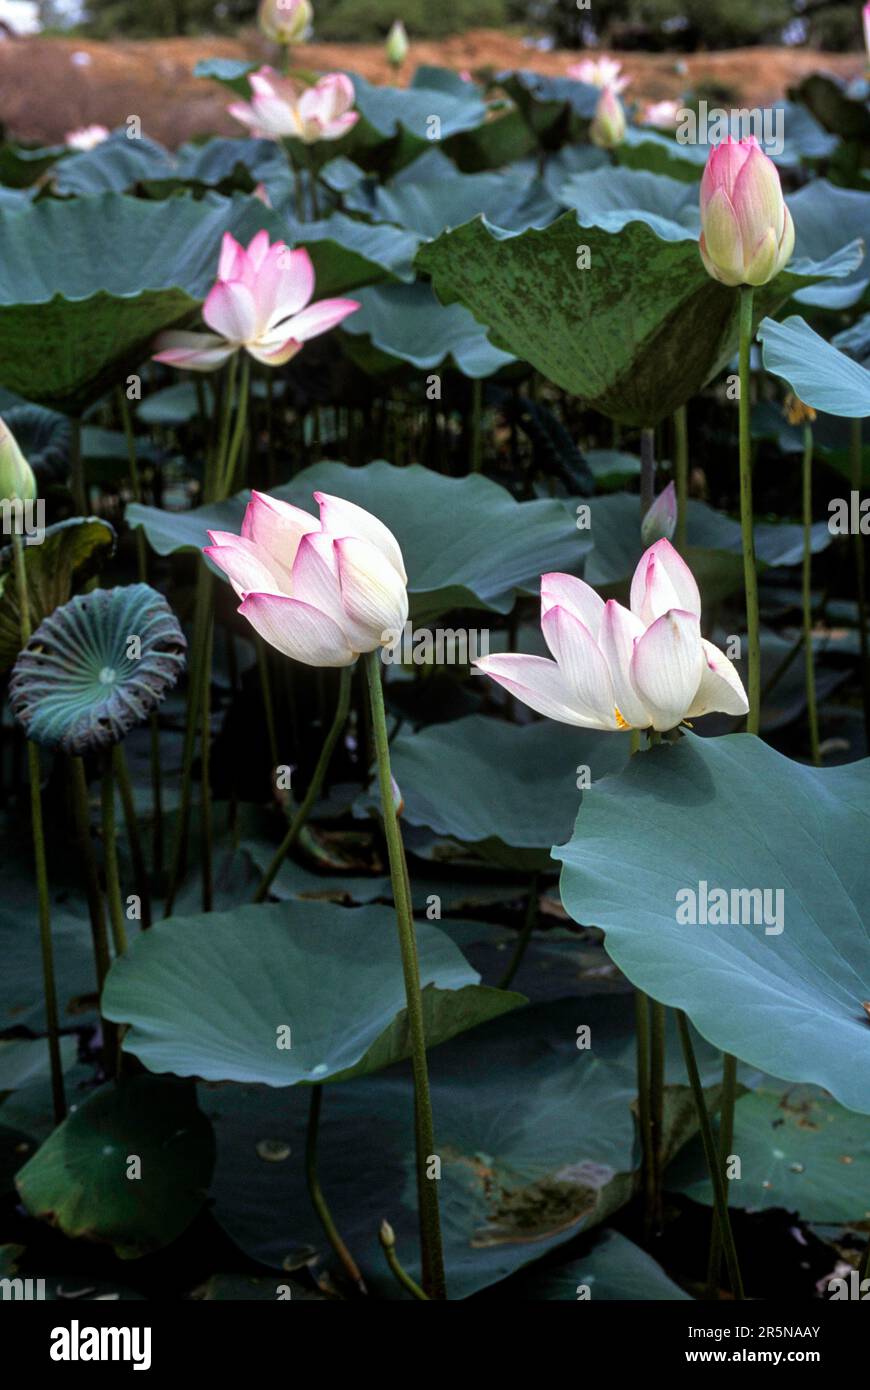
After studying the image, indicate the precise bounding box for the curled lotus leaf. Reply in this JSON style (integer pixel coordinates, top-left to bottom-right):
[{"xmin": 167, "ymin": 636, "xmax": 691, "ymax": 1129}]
[{"xmin": 9, "ymin": 582, "xmax": 186, "ymax": 754}]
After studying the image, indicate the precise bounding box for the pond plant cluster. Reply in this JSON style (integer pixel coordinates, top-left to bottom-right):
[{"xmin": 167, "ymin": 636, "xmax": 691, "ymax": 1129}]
[{"xmin": 0, "ymin": 5, "xmax": 869, "ymax": 1307}]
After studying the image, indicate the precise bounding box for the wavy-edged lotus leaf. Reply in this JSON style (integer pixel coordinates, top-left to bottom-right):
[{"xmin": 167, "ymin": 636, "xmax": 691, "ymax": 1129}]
[
  {"xmin": 280, "ymin": 210, "xmax": 418, "ymax": 295},
  {"xmin": 0, "ymin": 516, "xmax": 116, "ymax": 672},
  {"xmin": 511, "ymin": 1228, "xmax": 692, "ymax": 1300},
  {"xmin": 341, "ymin": 282, "xmax": 516, "ymax": 378},
  {"xmin": 379, "ymin": 714, "xmax": 630, "ymax": 868},
  {"xmin": 0, "ymin": 191, "xmax": 287, "ymax": 413},
  {"xmin": 787, "ymin": 179, "xmax": 870, "ymax": 310},
  {"xmin": 790, "ymin": 74, "xmax": 870, "ymax": 143},
  {"xmin": 497, "ymin": 71, "xmax": 599, "ymax": 145},
  {"xmin": 9, "ymin": 582, "xmax": 186, "ymax": 754},
  {"xmin": 415, "ymin": 190, "xmax": 863, "ymax": 425},
  {"xmin": 126, "ymin": 459, "xmax": 589, "ymax": 621},
  {"xmin": 758, "ymin": 315, "xmax": 870, "ymax": 418},
  {"xmin": 15, "ymin": 1076, "xmax": 214, "ymax": 1259},
  {"xmin": 554, "ymin": 733, "xmax": 870, "ymax": 1116},
  {"xmin": 668, "ymin": 1082, "xmax": 870, "ymax": 1225},
  {"xmin": 51, "ymin": 134, "xmax": 176, "ymax": 196},
  {"xmin": 0, "ymin": 142, "xmax": 68, "ymax": 189},
  {"xmin": 102, "ymin": 901, "xmax": 524, "ymax": 1085},
  {"xmin": 0, "ymin": 403, "xmax": 71, "ymax": 475},
  {"xmin": 201, "ymin": 997, "xmax": 639, "ymax": 1297}
]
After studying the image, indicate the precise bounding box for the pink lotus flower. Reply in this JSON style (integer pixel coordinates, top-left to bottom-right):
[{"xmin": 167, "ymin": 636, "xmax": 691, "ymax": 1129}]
[
  {"xmin": 865, "ymin": 3, "xmax": 870, "ymax": 62},
  {"xmin": 641, "ymin": 481, "xmax": 677, "ymax": 546},
  {"xmin": 258, "ymin": 0, "xmax": 311, "ymax": 45},
  {"xmin": 475, "ymin": 539, "xmax": 748, "ymax": 733},
  {"xmin": 229, "ymin": 68, "xmax": 359, "ymax": 144},
  {"xmin": 641, "ymin": 99, "xmax": 680, "ymax": 128},
  {"xmin": 65, "ymin": 124, "xmax": 110, "ymax": 150},
  {"xmin": 589, "ymin": 85, "xmax": 626, "ymax": 149},
  {"xmin": 152, "ymin": 231, "xmax": 359, "ymax": 372},
  {"xmin": 567, "ymin": 56, "xmax": 630, "ymax": 93},
  {"xmin": 205, "ymin": 491, "xmax": 408, "ymax": 668},
  {"xmin": 699, "ymin": 135, "xmax": 794, "ymax": 288}
]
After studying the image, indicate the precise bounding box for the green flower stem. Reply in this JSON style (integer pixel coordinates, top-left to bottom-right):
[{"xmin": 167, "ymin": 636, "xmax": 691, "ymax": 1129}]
[
  {"xmin": 212, "ymin": 356, "xmax": 238, "ymax": 500},
  {"xmin": 859, "ymin": 1232, "xmax": 870, "ymax": 1285},
  {"xmin": 255, "ymin": 637, "xmax": 280, "ymax": 774},
  {"xmin": 101, "ymin": 755, "xmax": 128, "ymax": 957},
  {"xmin": 635, "ymin": 989, "xmax": 656, "ymax": 1241},
  {"xmin": 117, "ymin": 388, "xmax": 148, "ymax": 584},
  {"xmin": 305, "ymin": 1083, "xmax": 367, "ymax": 1294},
  {"xmin": 69, "ymin": 417, "xmax": 84, "ymax": 514},
  {"xmin": 380, "ymin": 1222, "xmax": 430, "ymax": 1301},
  {"xmin": 649, "ymin": 998, "xmax": 666, "ymax": 1233},
  {"xmin": 306, "ymin": 146, "xmax": 321, "ymax": 221},
  {"xmin": 676, "ymin": 1010, "xmax": 744, "ymax": 1300},
  {"xmin": 497, "ymin": 873, "xmax": 539, "ymax": 990},
  {"xmin": 149, "ymin": 713, "xmax": 164, "ymax": 878},
  {"xmin": 69, "ymin": 755, "xmax": 116, "ymax": 1073},
  {"xmin": 163, "ymin": 568, "xmax": 213, "ymax": 917},
  {"xmin": 470, "ymin": 378, "xmax": 483, "ymax": 473},
  {"xmin": 364, "ymin": 650, "xmax": 446, "ymax": 1300},
  {"xmin": 850, "ymin": 418, "xmax": 870, "ymax": 748},
  {"xmin": 112, "ymin": 744, "xmax": 151, "ymax": 928},
  {"xmin": 674, "ymin": 404, "xmax": 689, "ymax": 553},
  {"xmin": 219, "ymin": 355, "xmax": 251, "ymax": 499},
  {"xmin": 802, "ymin": 422, "xmax": 820, "ymax": 766},
  {"xmin": 253, "ymin": 665, "xmax": 352, "ymax": 903},
  {"xmin": 706, "ymin": 1050, "xmax": 738, "ymax": 1296},
  {"xmin": 737, "ymin": 285, "xmax": 761, "ymax": 735},
  {"xmin": 12, "ymin": 533, "xmax": 65, "ymax": 1123},
  {"xmin": 200, "ymin": 617, "xmax": 214, "ymax": 913},
  {"xmin": 640, "ymin": 426, "xmax": 656, "ymax": 518}
]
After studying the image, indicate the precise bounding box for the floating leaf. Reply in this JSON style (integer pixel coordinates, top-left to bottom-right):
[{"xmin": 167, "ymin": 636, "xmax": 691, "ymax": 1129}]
[
  {"xmin": 15, "ymin": 1076, "xmax": 214, "ymax": 1259},
  {"xmin": 511, "ymin": 1229, "xmax": 692, "ymax": 1300},
  {"xmin": 10, "ymin": 583, "xmax": 186, "ymax": 753},
  {"xmin": 102, "ymin": 901, "xmax": 523, "ymax": 1086},
  {"xmin": 555, "ymin": 734, "xmax": 870, "ymax": 1116}
]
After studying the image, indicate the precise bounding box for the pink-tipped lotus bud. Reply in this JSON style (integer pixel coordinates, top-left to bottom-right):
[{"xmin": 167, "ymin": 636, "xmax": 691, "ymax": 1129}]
[
  {"xmin": 590, "ymin": 86, "xmax": 626, "ymax": 149},
  {"xmin": 258, "ymin": 0, "xmax": 312, "ymax": 45},
  {"xmin": 699, "ymin": 135, "xmax": 795, "ymax": 288},
  {"xmin": 0, "ymin": 418, "xmax": 37, "ymax": 504},
  {"xmin": 641, "ymin": 481, "xmax": 677, "ymax": 546}
]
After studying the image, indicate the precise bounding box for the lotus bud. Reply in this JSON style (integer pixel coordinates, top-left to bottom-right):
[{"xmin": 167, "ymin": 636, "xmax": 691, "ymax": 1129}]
[
  {"xmin": 641, "ymin": 481, "xmax": 677, "ymax": 546},
  {"xmin": 0, "ymin": 418, "xmax": 37, "ymax": 504},
  {"xmin": 699, "ymin": 135, "xmax": 795, "ymax": 288},
  {"xmin": 258, "ymin": 0, "xmax": 312, "ymax": 45},
  {"xmin": 385, "ymin": 20, "xmax": 409, "ymax": 70},
  {"xmin": 589, "ymin": 86, "xmax": 625, "ymax": 149}
]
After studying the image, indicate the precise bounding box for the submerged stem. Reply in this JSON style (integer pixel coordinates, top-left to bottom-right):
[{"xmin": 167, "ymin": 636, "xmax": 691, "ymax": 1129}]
[
  {"xmin": 674, "ymin": 404, "xmax": 689, "ymax": 553},
  {"xmin": 305, "ymin": 1084, "xmax": 367, "ymax": 1294},
  {"xmin": 101, "ymin": 755, "xmax": 128, "ymax": 957},
  {"xmin": 497, "ymin": 874, "xmax": 539, "ymax": 990}
]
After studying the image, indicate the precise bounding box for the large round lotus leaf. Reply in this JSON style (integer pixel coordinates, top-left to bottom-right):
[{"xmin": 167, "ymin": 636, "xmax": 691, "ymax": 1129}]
[
  {"xmin": 50, "ymin": 134, "xmax": 175, "ymax": 196},
  {"xmin": 554, "ymin": 733, "xmax": 870, "ymax": 1115},
  {"xmin": 10, "ymin": 582, "xmax": 186, "ymax": 754},
  {"xmin": 126, "ymin": 459, "xmax": 590, "ymax": 622},
  {"xmin": 0, "ymin": 404, "xmax": 71, "ymax": 475},
  {"xmin": 497, "ymin": 71, "xmax": 599, "ymax": 143},
  {"xmin": 786, "ymin": 180, "xmax": 870, "ymax": 310},
  {"xmin": 415, "ymin": 193, "xmax": 863, "ymax": 425},
  {"xmin": 15, "ymin": 1076, "xmax": 214, "ymax": 1259},
  {"xmin": 0, "ymin": 191, "xmax": 288, "ymax": 413},
  {"xmin": 383, "ymin": 714, "xmax": 630, "ymax": 864},
  {"xmin": 0, "ymin": 517, "xmax": 116, "ymax": 673},
  {"xmin": 510, "ymin": 1229, "xmax": 691, "ymax": 1300},
  {"xmin": 0, "ymin": 143, "xmax": 68, "ymax": 189},
  {"xmin": 102, "ymin": 901, "xmax": 524, "ymax": 1086},
  {"xmin": 281, "ymin": 211, "xmax": 418, "ymax": 295},
  {"xmin": 341, "ymin": 282, "xmax": 516, "ymax": 377},
  {"xmin": 668, "ymin": 1083, "xmax": 870, "ymax": 1226},
  {"xmin": 758, "ymin": 315, "xmax": 870, "ymax": 418},
  {"xmin": 200, "ymin": 997, "xmax": 639, "ymax": 1297}
]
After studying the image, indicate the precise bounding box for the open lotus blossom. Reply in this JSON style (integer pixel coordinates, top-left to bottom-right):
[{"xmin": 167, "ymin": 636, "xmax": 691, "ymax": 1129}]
[
  {"xmin": 699, "ymin": 135, "xmax": 795, "ymax": 288},
  {"xmin": 567, "ymin": 56, "xmax": 630, "ymax": 93},
  {"xmin": 152, "ymin": 231, "xmax": 359, "ymax": 372},
  {"xmin": 474, "ymin": 539, "xmax": 748, "ymax": 733},
  {"xmin": 65, "ymin": 123, "xmax": 109, "ymax": 150},
  {"xmin": 205, "ymin": 490, "xmax": 408, "ymax": 668},
  {"xmin": 228, "ymin": 68, "xmax": 358, "ymax": 143}
]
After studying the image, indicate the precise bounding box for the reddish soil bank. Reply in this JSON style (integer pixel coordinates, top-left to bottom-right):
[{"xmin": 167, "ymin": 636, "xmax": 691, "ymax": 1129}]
[{"xmin": 0, "ymin": 29, "xmax": 863, "ymax": 148}]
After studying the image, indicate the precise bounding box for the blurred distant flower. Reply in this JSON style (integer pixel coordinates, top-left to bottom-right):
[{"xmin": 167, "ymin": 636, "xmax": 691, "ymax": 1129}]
[
  {"xmin": 385, "ymin": 20, "xmax": 409, "ymax": 69},
  {"xmin": 864, "ymin": 4, "xmax": 870, "ymax": 63},
  {"xmin": 258, "ymin": 0, "xmax": 312, "ymax": 45},
  {"xmin": 699, "ymin": 135, "xmax": 794, "ymax": 287},
  {"xmin": 153, "ymin": 231, "xmax": 358, "ymax": 372},
  {"xmin": 229, "ymin": 68, "xmax": 358, "ymax": 143},
  {"xmin": 641, "ymin": 99, "xmax": 680, "ymax": 128},
  {"xmin": 567, "ymin": 56, "xmax": 630, "ymax": 93},
  {"xmin": 590, "ymin": 86, "xmax": 626, "ymax": 149},
  {"xmin": 65, "ymin": 124, "xmax": 109, "ymax": 150}
]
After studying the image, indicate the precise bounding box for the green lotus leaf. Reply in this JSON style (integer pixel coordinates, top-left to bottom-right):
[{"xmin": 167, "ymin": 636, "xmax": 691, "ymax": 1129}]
[
  {"xmin": 102, "ymin": 901, "xmax": 524, "ymax": 1086},
  {"xmin": 758, "ymin": 315, "xmax": 870, "ymax": 418},
  {"xmin": 0, "ymin": 1036, "xmax": 78, "ymax": 1093},
  {"xmin": 9, "ymin": 582, "xmax": 186, "ymax": 754},
  {"xmin": 50, "ymin": 134, "xmax": 175, "ymax": 196},
  {"xmin": 126, "ymin": 459, "xmax": 589, "ymax": 621},
  {"xmin": 415, "ymin": 184, "xmax": 863, "ymax": 425},
  {"xmin": 497, "ymin": 71, "xmax": 599, "ymax": 145},
  {"xmin": 555, "ymin": 733, "xmax": 870, "ymax": 1116},
  {"xmin": 341, "ymin": 281, "xmax": 515, "ymax": 377},
  {"xmin": 15, "ymin": 1076, "xmax": 214, "ymax": 1259},
  {"xmin": 787, "ymin": 179, "xmax": 870, "ymax": 310},
  {"xmin": 0, "ymin": 142, "xmax": 68, "ymax": 189},
  {"xmin": 0, "ymin": 403, "xmax": 71, "ymax": 474},
  {"xmin": 0, "ymin": 516, "xmax": 116, "ymax": 672},
  {"xmin": 512, "ymin": 1229, "xmax": 692, "ymax": 1300},
  {"xmin": 280, "ymin": 210, "xmax": 418, "ymax": 295},
  {"xmin": 0, "ymin": 191, "xmax": 288, "ymax": 413},
  {"xmin": 790, "ymin": 74, "xmax": 870, "ymax": 143}
]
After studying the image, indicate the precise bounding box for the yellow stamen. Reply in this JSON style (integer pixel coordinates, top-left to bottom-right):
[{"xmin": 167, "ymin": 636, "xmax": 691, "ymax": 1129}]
[{"xmin": 614, "ymin": 706, "xmax": 630, "ymax": 730}]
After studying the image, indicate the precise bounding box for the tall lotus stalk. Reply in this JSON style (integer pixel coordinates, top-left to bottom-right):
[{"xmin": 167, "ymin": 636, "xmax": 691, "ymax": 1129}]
[
  {"xmin": 784, "ymin": 395, "xmax": 821, "ymax": 766},
  {"xmin": 205, "ymin": 490, "xmax": 446, "ymax": 1297},
  {"xmin": 698, "ymin": 133, "xmax": 795, "ymax": 1295}
]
